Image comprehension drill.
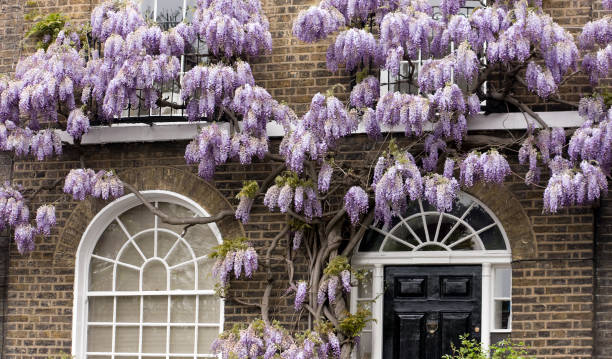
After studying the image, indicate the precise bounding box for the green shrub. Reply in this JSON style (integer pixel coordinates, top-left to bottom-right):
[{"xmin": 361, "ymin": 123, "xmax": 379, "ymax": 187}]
[{"xmin": 442, "ymin": 335, "xmax": 534, "ymax": 359}]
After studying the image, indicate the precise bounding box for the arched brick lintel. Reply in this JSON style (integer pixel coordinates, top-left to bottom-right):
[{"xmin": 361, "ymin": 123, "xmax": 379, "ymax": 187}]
[
  {"xmin": 53, "ymin": 166, "xmax": 243, "ymax": 267},
  {"xmin": 465, "ymin": 184, "xmax": 537, "ymax": 261}
]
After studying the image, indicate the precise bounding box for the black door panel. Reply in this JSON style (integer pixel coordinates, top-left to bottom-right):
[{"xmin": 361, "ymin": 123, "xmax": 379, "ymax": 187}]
[{"xmin": 384, "ymin": 266, "xmax": 482, "ymax": 359}]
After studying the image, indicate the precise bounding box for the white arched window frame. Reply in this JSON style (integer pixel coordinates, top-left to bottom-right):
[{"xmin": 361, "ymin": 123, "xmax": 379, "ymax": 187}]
[
  {"xmin": 351, "ymin": 193, "xmax": 512, "ymax": 359},
  {"xmin": 72, "ymin": 190, "xmax": 224, "ymax": 359}
]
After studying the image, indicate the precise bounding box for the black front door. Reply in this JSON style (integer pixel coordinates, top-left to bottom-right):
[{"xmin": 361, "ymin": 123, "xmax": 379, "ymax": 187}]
[{"xmin": 383, "ymin": 265, "xmax": 482, "ymax": 359}]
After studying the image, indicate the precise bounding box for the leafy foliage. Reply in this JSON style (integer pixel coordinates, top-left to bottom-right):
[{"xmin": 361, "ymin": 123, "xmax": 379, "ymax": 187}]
[
  {"xmin": 442, "ymin": 335, "xmax": 534, "ymax": 359},
  {"xmin": 25, "ymin": 13, "xmax": 68, "ymax": 49}
]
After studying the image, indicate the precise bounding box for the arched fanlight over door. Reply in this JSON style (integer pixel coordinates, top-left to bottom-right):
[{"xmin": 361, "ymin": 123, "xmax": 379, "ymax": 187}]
[{"xmin": 358, "ymin": 194, "xmax": 509, "ymax": 254}]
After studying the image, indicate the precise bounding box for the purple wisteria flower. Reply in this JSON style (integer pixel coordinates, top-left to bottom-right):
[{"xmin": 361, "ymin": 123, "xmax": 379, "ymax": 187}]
[
  {"xmin": 327, "ymin": 29, "xmax": 382, "ymax": 72},
  {"xmin": 341, "ymin": 270, "xmax": 351, "ymax": 292},
  {"xmin": 293, "ymin": 229, "xmax": 304, "ymax": 250},
  {"xmin": 344, "ymin": 186, "xmax": 369, "ymax": 225},
  {"xmin": 35, "ymin": 205, "xmax": 56, "ymax": 236},
  {"xmin": 235, "ymin": 196, "xmax": 254, "ymax": 224},
  {"xmin": 67, "ymin": 109, "xmax": 90, "ymax": 139},
  {"xmin": 294, "ymin": 281, "xmax": 307, "ymax": 310},
  {"xmin": 292, "ymin": 5, "xmax": 345, "ymax": 43},
  {"xmin": 423, "ymin": 174, "xmax": 459, "ymax": 212},
  {"xmin": 350, "ymin": 76, "xmax": 380, "ymax": 108},
  {"xmin": 15, "ymin": 224, "xmax": 35, "ymax": 254},
  {"xmin": 30, "ymin": 129, "xmax": 62, "ymax": 161},
  {"xmin": 460, "ymin": 150, "xmax": 511, "ymax": 186},
  {"xmin": 318, "ymin": 162, "xmax": 333, "ymax": 193}
]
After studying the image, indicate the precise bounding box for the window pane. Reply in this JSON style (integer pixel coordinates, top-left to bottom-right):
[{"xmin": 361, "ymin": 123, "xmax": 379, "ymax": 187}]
[
  {"xmin": 357, "ymin": 331, "xmax": 372, "ymax": 359},
  {"xmin": 166, "ymin": 240, "xmax": 193, "ymax": 267},
  {"xmin": 170, "ymin": 327, "xmax": 195, "ymax": 353},
  {"xmin": 171, "ymin": 296, "xmax": 196, "ymax": 323},
  {"xmin": 89, "ymin": 258, "xmax": 113, "ymax": 291},
  {"xmin": 198, "ymin": 296, "xmax": 220, "ymax": 323},
  {"xmin": 142, "ymin": 327, "xmax": 167, "ymax": 353},
  {"xmin": 157, "ymin": 203, "xmax": 196, "ymax": 234},
  {"xmin": 117, "ymin": 297, "xmax": 140, "ymax": 323},
  {"xmin": 116, "ymin": 326, "xmax": 139, "ymax": 353},
  {"xmin": 171, "ymin": 263, "xmax": 195, "ymax": 290},
  {"xmin": 158, "ymin": 231, "xmax": 179, "ymax": 259},
  {"xmin": 89, "ymin": 297, "xmax": 113, "ymax": 322},
  {"xmin": 117, "ymin": 265, "xmax": 139, "ymax": 291},
  {"xmin": 480, "ymin": 225, "xmax": 507, "ymax": 250},
  {"xmin": 134, "ymin": 232, "xmax": 155, "ymax": 259},
  {"xmin": 119, "ymin": 242, "xmax": 145, "ymax": 267},
  {"xmin": 119, "ymin": 205, "xmax": 155, "ymax": 237},
  {"xmin": 494, "ymin": 267, "xmax": 512, "ymax": 298},
  {"xmin": 143, "ymin": 296, "xmax": 167, "ymax": 323},
  {"xmin": 197, "ymin": 327, "xmax": 219, "ymax": 354},
  {"xmin": 137, "ymin": 0, "xmax": 155, "ymax": 21},
  {"xmin": 494, "ymin": 300, "xmax": 511, "ymax": 330},
  {"xmin": 157, "ymin": 0, "xmax": 184, "ymax": 24},
  {"xmin": 198, "ymin": 257, "xmax": 216, "ymax": 290},
  {"xmin": 357, "ymin": 269, "xmax": 372, "ymax": 299},
  {"xmin": 184, "ymin": 0, "xmax": 197, "ymax": 22},
  {"xmin": 87, "ymin": 326, "xmax": 112, "ymax": 352},
  {"xmin": 94, "ymin": 221, "xmax": 129, "ymax": 259},
  {"xmin": 463, "ymin": 203, "xmax": 495, "ymax": 231},
  {"xmin": 143, "ymin": 260, "xmax": 167, "ymax": 291},
  {"xmin": 183, "ymin": 224, "xmax": 218, "ymax": 258}
]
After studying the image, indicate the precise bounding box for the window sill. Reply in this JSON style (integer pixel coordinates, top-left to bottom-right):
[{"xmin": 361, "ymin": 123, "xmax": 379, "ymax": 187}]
[{"xmin": 58, "ymin": 111, "xmax": 583, "ymax": 145}]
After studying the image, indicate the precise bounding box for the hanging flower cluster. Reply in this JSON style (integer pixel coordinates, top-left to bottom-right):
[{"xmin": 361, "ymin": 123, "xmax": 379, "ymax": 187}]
[
  {"xmin": 35, "ymin": 205, "xmax": 56, "ymax": 236},
  {"xmin": 0, "ymin": 33, "xmax": 85, "ymax": 125},
  {"xmin": 350, "ymin": 76, "xmax": 380, "ymax": 109},
  {"xmin": 185, "ymin": 124, "xmax": 230, "ymax": 180},
  {"xmin": 326, "ymin": 29, "xmax": 382, "ymax": 72},
  {"xmin": 344, "ymin": 186, "xmax": 369, "ymax": 225},
  {"xmin": 568, "ymin": 112, "xmax": 612, "ymax": 170},
  {"xmin": 66, "ymin": 108, "xmax": 90, "ymax": 139},
  {"xmin": 459, "ymin": 150, "xmax": 512, "ymax": 187},
  {"xmin": 373, "ymin": 92, "xmax": 432, "ymax": 138},
  {"xmin": 318, "ymin": 256, "xmax": 352, "ymax": 304},
  {"xmin": 90, "ymin": 0, "xmax": 144, "ymax": 42},
  {"xmin": 294, "ymin": 281, "xmax": 308, "ymax": 310},
  {"xmin": 280, "ymin": 94, "xmax": 356, "ymax": 173},
  {"xmin": 264, "ymin": 172, "xmax": 322, "ymax": 220},
  {"xmin": 212, "ymin": 319, "xmax": 343, "ymax": 359},
  {"xmin": 372, "ymin": 149, "xmax": 423, "ymax": 225},
  {"xmin": 0, "ymin": 184, "xmax": 57, "ymax": 254},
  {"xmin": 63, "ymin": 169, "xmax": 124, "ymax": 201},
  {"xmin": 579, "ymin": 17, "xmax": 612, "ymax": 84},
  {"xmin": 235, "ymin": 181, "xmax": 259, "ymax": 224},
  {"xmin": 423, "ymin": 173, "xmax": 460, "ymax": 212},
  {"xmin": 543, "ymin": 158, "xmax": 608, "ymax": 213},
  {"xmin": 192, "ymin": 0, "xmax": 272, "ymax": 58},
  {"xmin": 181, "ymin": 63, "xmax": 253, "ymax": 121},
  {"xmin": 210, "ymin": 237, "xmax": 259, "ymax": 285},
  {"xmin": 292, "ymin": 4, "xmax": 345, "ymax": 43}
]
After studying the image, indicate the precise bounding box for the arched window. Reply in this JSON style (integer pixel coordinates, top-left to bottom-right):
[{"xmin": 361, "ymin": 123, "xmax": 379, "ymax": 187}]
[
  {"xmin": 352, "ymin": 193, "xmax": 512, "ymax": 359},
  {"xmin": 73, "ymin": 191, "xmax": 223, "ymax": 359}
]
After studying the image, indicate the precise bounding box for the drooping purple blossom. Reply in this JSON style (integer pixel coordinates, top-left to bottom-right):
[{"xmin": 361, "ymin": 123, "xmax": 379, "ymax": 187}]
[
  {"xmin": 235, "ymin": 196, "xmax": 254, "ymax": 224},
  {"xmin": 30, "ymin": 129, "xmax": 62, "ymax": 161},
  {"xmin": 15, "ymin": 224, "xmax": 35, "ymax": 255},
  {"xmin": 350, "ymin": 76, "xmax": 380, "ymax": 108},
  {"xmin": 340, "ymin": 270, "xmax": 351, "ymax": 292},
  {"xmin": 344, "ymin": 186, "xmax": 369, "ymax": 225},
  {"xmin": 318, "ymin": 162, "xmax": 333, "ymax": 193},
  {"xmin": 327, "ymin": 29, "xmax": 382, "ymax": 72},
  {"xmin": 292, "ymin": 229, "xmax": 303, "ymax": 250},
  {"xmin": 423, "ymin": 174, "xmax": 459, "ymax": 212},
  {"xmin": 292, "ymin": 5, "xmax": 345, "ymax": 43},
  {"xmin": 67, "ymin": 109, "xmax": 90, "ymax": 139},
  {"xmin": 35, "ymin": 205, "xmax": 56, "ymax": 236},
  {"xmin": 294, "ymin": 281, "xmax": 307, "ymax": 310}
]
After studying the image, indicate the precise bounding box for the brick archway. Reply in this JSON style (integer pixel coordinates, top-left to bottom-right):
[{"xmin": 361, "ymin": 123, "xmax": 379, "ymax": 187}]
[
  {"xmin": 465, "ymin": 184, "xmax": 537, "ymax": 260},
  {"xmin": 53, "ymin": 166, "xmax": 243, "ymax": 267}
]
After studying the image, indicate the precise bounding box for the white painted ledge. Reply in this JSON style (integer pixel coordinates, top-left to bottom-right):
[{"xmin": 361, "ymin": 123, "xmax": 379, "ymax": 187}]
[{"xmin": 58, "ymin": 111, "xmax": 584, "ymax": 145}]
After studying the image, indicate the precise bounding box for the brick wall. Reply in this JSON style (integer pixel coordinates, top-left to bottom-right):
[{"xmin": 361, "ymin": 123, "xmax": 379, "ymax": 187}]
[
  {"xmin": 0, "ymin": 136, "xmax": 596, "ymax": 359},
  {"xmin": 595, "ymin": 195, "xmax": 612, "ymax": 359}
]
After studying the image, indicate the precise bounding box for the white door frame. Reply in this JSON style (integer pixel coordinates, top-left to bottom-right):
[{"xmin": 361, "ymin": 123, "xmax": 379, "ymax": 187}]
[{"xmin": 351, "ymin": 252, "xmax": 512, "ymax": 359}]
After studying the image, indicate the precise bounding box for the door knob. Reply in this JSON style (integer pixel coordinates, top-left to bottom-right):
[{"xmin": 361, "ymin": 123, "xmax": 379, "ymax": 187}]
[
  {"xmin": 426, "ymin": 319, "xmax": 438, "ymax": 334},
  {"xmin": 474, "ymin": 326, "xmax": 480, "ymax": 333}
]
